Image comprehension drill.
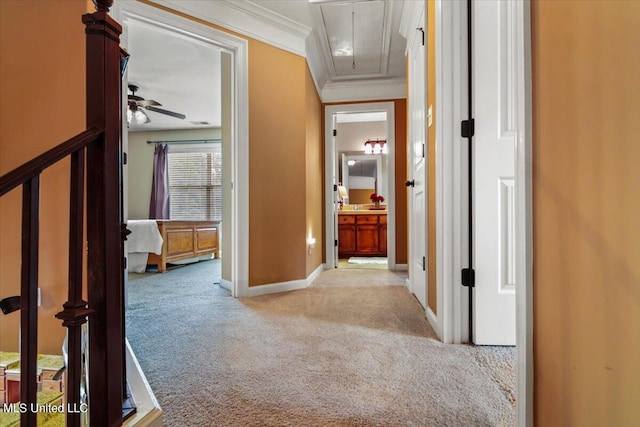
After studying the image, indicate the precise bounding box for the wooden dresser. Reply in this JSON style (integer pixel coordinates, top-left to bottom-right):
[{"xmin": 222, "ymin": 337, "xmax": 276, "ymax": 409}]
[{"xmin": 338, "ymin": 212, "xmax": 387, "ymax": 257}]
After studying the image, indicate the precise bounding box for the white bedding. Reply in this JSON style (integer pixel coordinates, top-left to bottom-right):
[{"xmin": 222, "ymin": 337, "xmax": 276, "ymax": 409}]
[{"xmin": 127, "ymin": 220, "xmax": 163, "ymax": 273}]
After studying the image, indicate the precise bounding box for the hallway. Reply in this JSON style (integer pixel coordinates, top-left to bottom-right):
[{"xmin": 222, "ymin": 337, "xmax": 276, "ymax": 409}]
[{"xmin": 126, "ymin": 261, "xmax": 515, "ymax": 426}]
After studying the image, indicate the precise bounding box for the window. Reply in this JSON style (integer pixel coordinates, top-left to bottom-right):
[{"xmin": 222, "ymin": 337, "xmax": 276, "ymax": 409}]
[{"xmin": 167, "ymin": 144, "xmax": 222, "ymax": 221}]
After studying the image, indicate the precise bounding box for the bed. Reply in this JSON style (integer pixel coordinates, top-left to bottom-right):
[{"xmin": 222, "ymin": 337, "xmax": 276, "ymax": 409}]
[{"xmin": 127, "ymin": 220, "xmax": 220, "ymax": 273}]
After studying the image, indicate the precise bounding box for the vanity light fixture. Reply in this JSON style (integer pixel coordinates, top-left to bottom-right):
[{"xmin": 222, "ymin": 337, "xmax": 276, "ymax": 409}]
[{"xmin": 364, "ymin": 139, "xmax": 387, "ymax": 155}]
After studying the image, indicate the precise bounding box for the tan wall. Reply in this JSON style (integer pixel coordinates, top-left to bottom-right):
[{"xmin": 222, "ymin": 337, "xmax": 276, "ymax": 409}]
[
  {"xmin": 323, "ymin": 99, "xmax": 408, "ymax": 265},
  {"xmin": 248, "ymin": 42, "xmax": 308, "ymax": 286},
  {"xmin": 0, "ymin": 0, "xmax": 93, "ymax": 354},
  {"xmin": 427, "ymin": 0, "xmax": 437, "ymax": 314},
  {"xmin": 127, "ymin": 128, "xmax": 221, "ymax": 220},
  {"xmin": 305, "ymin": 65, "xmax": 323, "ymax": 276},
  {"xmin": 532, "ymin": 1, "xmax": 640, "ymax": 425}
]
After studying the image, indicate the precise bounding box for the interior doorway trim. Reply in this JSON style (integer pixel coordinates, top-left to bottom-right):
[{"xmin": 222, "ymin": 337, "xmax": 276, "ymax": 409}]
[
  {"xmin": 113, "ymin": 1, "xmax": 250, "ymax": 297},
  {"xmin": 436, "ymin": 0, "xmax": 533, "ymax": 425},
  {"xmin": 324, "ymin": 102, "xmax": 397, "ymax": 270}
]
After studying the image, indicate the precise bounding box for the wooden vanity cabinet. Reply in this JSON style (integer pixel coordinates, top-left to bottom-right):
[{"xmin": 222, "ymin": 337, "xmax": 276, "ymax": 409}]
[
  {"xmin": 338, "ymin": 213, "xmax": 387, "ymax": 257},
  {"xmin": 338, "ymin": 215, "xmax": 356, "ymax": 253},
  {"xmin": 379, "ymin": 214, "xmax": 387, "ymax": 253}
]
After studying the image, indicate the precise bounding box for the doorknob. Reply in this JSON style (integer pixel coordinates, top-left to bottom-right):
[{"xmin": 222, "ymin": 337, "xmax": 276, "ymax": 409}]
[{"xmin": 405, "ymin": 180, "xmax": 415, "ymax": 187}]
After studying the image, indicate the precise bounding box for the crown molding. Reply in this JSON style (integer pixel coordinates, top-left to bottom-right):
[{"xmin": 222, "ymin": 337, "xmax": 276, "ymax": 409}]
[
  {"xmin": 310, "ymin": 0, "xmax": 395, "ymax": 82},
  {"xmin": 321, "ymin": 78, "xmax": 406, "ymax": 103},
  {"xmin": 306, "ymin": 31, "xmax": 330, "ymax": 98},
  {"xmin": 153, "ymin": 0, "xmax": 311, "ymax": 56},
  {"xmin": 150, "ymin": 0, "xmax": 407, "ymax": 103}
]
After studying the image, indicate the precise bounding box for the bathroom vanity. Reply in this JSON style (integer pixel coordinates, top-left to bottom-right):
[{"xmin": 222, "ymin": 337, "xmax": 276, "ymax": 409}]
[{"xmin": 337, "ymin": 210, "xmax": 387, "ymax": 258}]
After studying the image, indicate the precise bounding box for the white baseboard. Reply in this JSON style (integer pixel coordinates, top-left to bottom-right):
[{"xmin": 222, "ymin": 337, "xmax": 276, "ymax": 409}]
[
  {"xmin": 243, "ymin": 264, "xmax": 323, "ymax": 297},
  {"xmin": 306, "ymin": 264, "xmax": 324, "ymax": 284},
  {"xmin": 124, "ymin": 340, "xmax": 163, "ymax": 427},
  {"xmin": 219, "ymin": 278, "xmax": 233, "ymax": 292},
  {"xmin": 426, "ymin": 306, "xmax": 441, "ymax": 341}
]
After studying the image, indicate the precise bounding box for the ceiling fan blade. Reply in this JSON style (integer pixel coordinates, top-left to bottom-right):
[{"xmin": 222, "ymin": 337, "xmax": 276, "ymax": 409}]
[
  {"xmin": 137, "ymin": 99, "xmax": 161, "ymax": 107},
  {"xmin": 145, "ymin": 105, "xmax": 186, "ymax": 120},
  {"xmin": 128, "ymin": 94, "xmax": 144, "ymax": 102}
]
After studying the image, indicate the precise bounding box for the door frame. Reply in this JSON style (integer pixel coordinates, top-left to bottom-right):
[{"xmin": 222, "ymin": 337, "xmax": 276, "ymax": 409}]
[
  {"xmin": 435, "ymin": 0, "xmax": 533, "ymax": 425},
  {"xmin": 405, "ymin": 8, "xmax": 429, "ymax": 312},
  {"xmin": 113, "ymin": 1, "xmax": 250, "ymax": 297},
  {"xmin": 324, "ymin": 102, "xmax": 397, "ymax": 270}
]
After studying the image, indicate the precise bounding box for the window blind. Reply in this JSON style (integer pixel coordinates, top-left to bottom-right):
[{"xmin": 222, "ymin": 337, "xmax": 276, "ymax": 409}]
[{"xmin": 167, "ymin": 146, "xmax": 222, "ymax": 221}]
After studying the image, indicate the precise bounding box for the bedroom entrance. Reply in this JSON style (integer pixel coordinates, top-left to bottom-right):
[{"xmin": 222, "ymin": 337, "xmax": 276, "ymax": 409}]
[
  {"xmin": 324, "ymin": 102, "xmax": 398, "ymax": 272},
  {"xmin": 114, "ymin": 0, "xmax": 250, "ymax": 297}
]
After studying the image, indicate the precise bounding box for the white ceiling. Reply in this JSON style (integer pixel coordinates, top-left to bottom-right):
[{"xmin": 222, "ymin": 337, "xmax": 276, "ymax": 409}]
[
  {"xmin": 127, "ymin": 20, "xmax": 222, "ymax": 131},
  {"xmin": 126, "ymin": 0, "xmax": 408, "ymax": 131}
]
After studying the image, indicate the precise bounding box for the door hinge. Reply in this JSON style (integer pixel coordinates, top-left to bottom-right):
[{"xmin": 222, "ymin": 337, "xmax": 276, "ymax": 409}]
[
  {"xmin": 334, "ymin": 239, "xmax": 338, "ymax": 247},
  {"xmin": 461, "ymin": 268, "xmax": 475, "ymax": 287},
  {"xmin": 333, "ymin": 184, "xmax": 338, "ymax": 192},
  {"xmin": 123, "ymin": 257, "xmax": 127, "ymax": 269},
  {"xmin": 123, "ymin": 152, "xmax": 127, "ymax": 165},
  {"xmin": 417, "ymin": 27, "xmax": 425, "ymax": 46},
  {"xmin": 422, "ymin": 143, "xmax": 425, "ymax": 158},
  {"xmin": 422, "ymin": 256, "xmax": 426, "ymax": 271},
  {"xmin": 333, "ymin": 129, "xmax": 337, "ymax": 137},
  {"xmin": 461, "ymin": 119, "xmax": 475, "ymax": 138}
]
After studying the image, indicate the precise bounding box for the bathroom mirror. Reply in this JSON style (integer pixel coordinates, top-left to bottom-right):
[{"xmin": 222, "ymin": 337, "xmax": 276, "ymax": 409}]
[{"xmin": 340, "ymin": 153, "xmax": 386, "ymax": 205}]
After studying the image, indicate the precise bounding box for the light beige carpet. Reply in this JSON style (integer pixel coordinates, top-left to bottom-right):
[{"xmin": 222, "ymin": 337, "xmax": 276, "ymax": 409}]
[{"xmin": 126, "ymin": 260, "xmax": 516, "ymax": 426}]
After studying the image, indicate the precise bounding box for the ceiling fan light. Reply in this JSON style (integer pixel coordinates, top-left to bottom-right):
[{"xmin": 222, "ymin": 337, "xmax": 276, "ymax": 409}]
[
  {"xmin": 126, "ymin": 108, "xmax": 133, "ymax": 124},
  {"xmin": 135, "ymin": 109, "xmax": 150, "ymax": 124}
]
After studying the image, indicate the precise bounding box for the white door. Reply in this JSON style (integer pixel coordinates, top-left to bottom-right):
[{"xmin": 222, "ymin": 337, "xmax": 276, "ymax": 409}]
[
  {"xmin": 408, "ymin": 14, "xmax": 427, "ymax": 310},
  {"xmin": 472, "ymin": 0, "xmax": 516, "ymax": 345}
]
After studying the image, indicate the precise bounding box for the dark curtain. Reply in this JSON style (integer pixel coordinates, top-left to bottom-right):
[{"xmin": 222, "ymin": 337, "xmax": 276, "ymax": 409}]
[{"xmin": 149, "ymin": 144, "xmax": 170, "ymax": 219}]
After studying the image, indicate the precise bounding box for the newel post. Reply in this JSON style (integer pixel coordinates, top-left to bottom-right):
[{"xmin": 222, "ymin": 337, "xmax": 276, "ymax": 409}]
[{"xmin": 83, "ymin": 0, "xmax": 125, "ymax": 425}]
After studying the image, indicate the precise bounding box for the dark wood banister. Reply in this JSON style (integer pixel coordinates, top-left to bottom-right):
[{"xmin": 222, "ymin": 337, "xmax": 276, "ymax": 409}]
[
  {"xmin": 0, "ymin": 127, "xmax": 102, "ymax": 197},
  {"xmin": 0, "ymin": 0, "xmax": 127, "ymax": 425}
]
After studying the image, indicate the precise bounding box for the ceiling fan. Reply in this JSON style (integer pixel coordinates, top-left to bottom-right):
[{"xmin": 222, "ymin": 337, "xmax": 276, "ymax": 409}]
[{"xmin": 127, "ymin": 84, "xmax": 186, "ymax": 124}]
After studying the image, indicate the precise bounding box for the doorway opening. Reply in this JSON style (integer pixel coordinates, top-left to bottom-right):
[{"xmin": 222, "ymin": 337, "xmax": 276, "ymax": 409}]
[
  {"xmin": 324, "ymin": 102, "xmax": 397, "ymax": 272},
  {"xmin": 336, "ymin": 113, "xmax": 389, "ymax": 271},
  {"xmin": 113, "ymin": 0, "xmax": 250, "ymax": 297}
]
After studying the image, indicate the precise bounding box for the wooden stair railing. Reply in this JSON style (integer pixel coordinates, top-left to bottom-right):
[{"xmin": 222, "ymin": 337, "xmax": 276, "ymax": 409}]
[{"xmin": 0, "ymin": 1, "xmax": 127, "ymax": 426}]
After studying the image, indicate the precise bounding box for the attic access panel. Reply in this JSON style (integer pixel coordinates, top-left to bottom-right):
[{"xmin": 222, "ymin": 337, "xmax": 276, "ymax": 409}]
[{"xmin": 321, "ymin": 0, "xmax": 386, "ymax": 76}]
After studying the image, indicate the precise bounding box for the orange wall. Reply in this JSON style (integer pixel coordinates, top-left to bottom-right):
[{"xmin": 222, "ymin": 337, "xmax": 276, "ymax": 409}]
[
  {"xmin": 426, "ymin": 0, "xmax": 437, "ymax": 314},
  {"xmin": 0, "ymin": 0, "xmax": 92, "ymax": 354},
  {"xmin": 394, "ymin": 99, "xmax": 408, "ymax": 265},
  {"xmin": 306, "ymin": 66, "xmax": 323, "ymax": 276},
  {"xmin": 532, "ymin": 1, "xmax": 640, "ymax": 425},
  {"xmin": 247, "ymin": 41, "xmax": 308, "ymax": 286}
]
